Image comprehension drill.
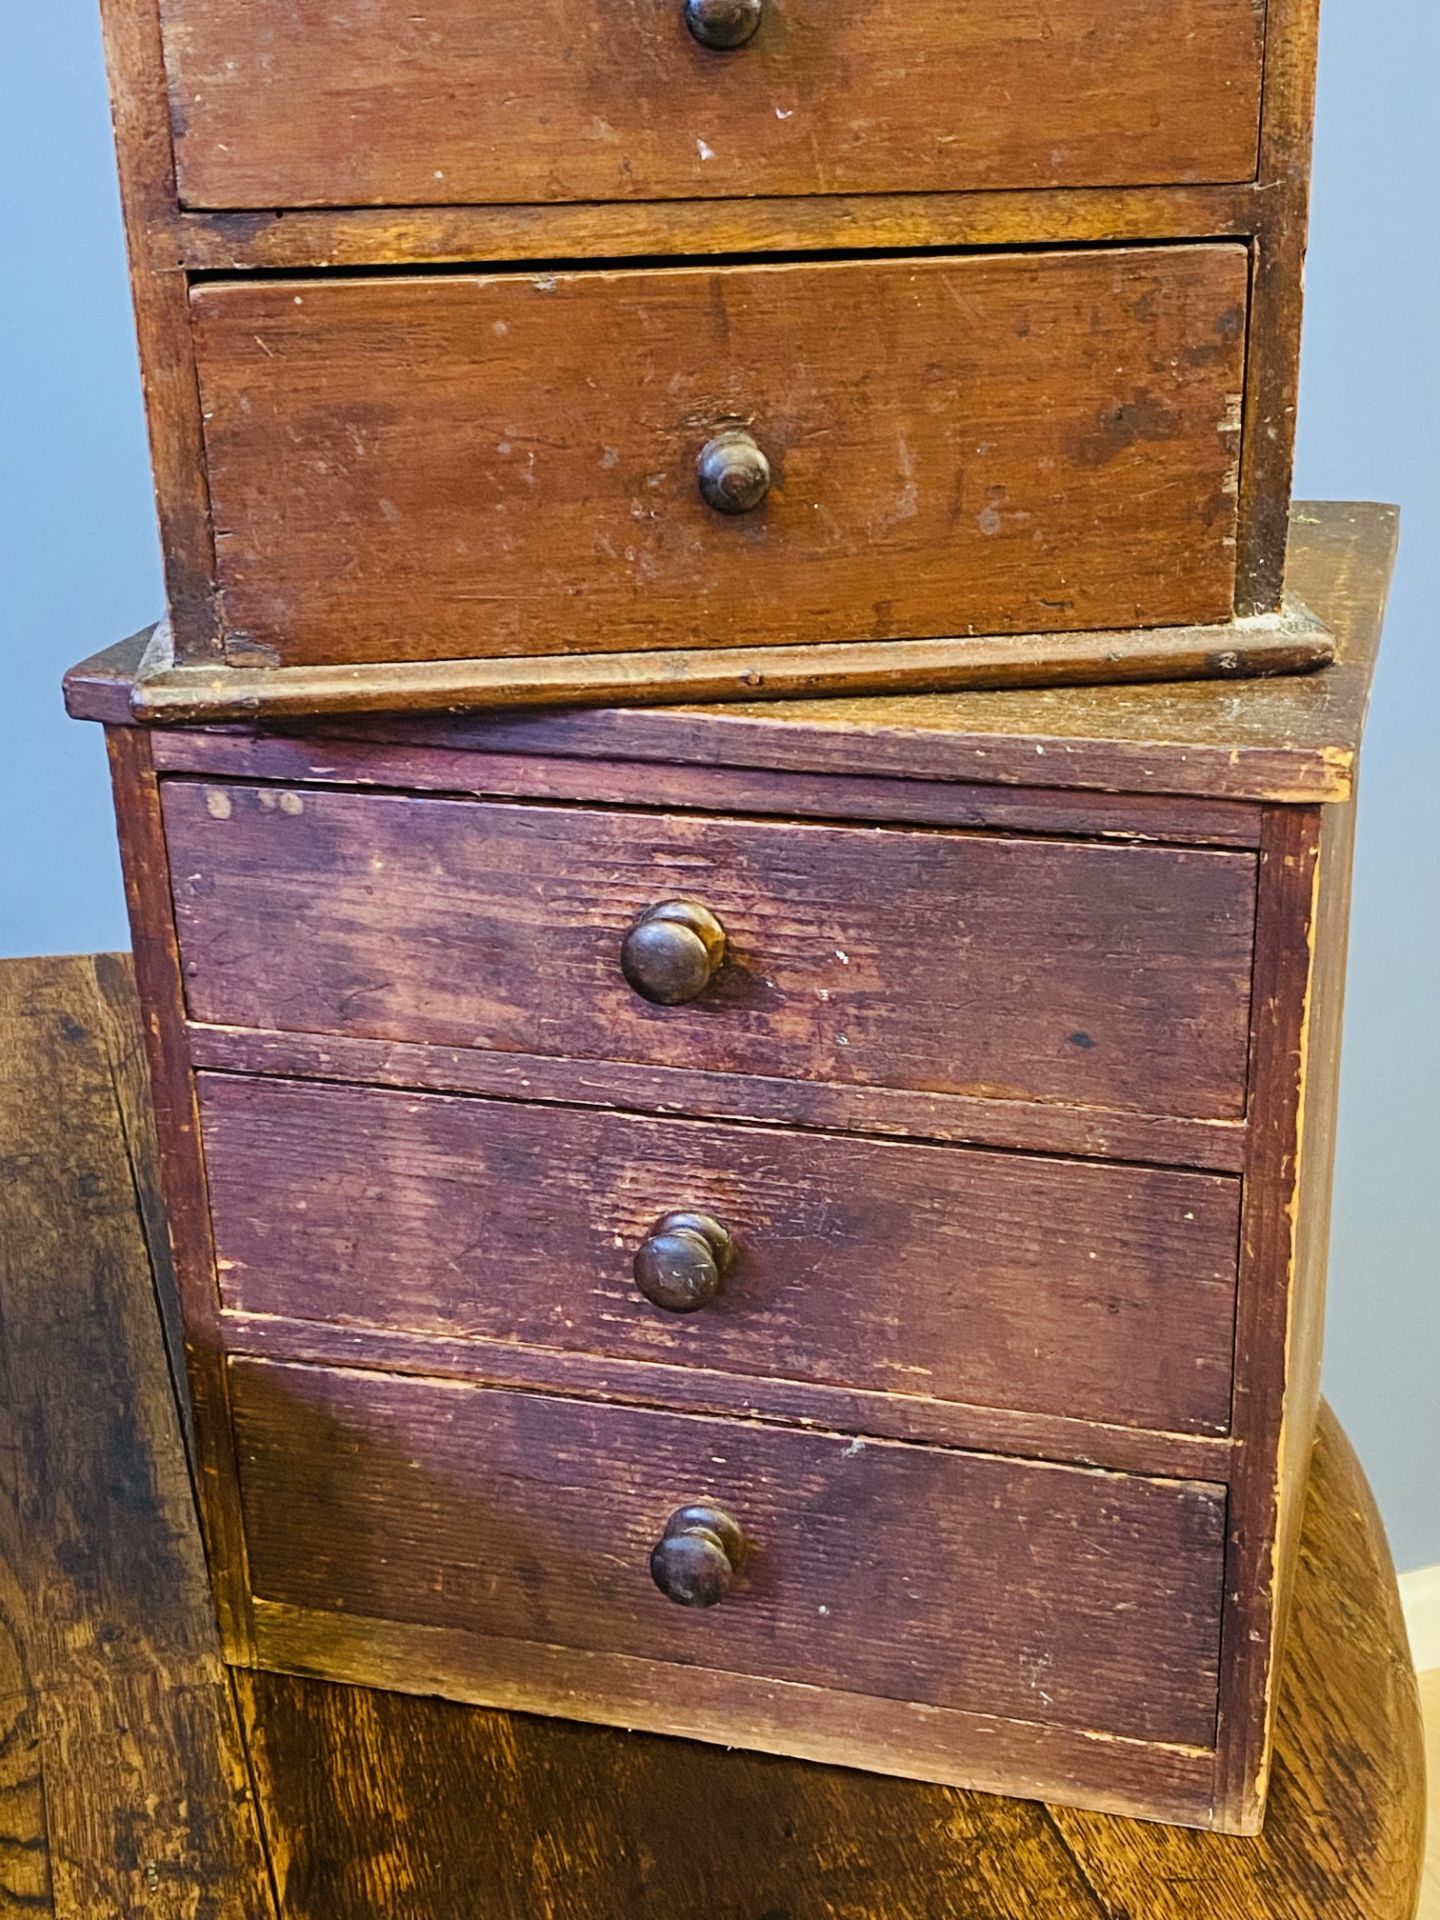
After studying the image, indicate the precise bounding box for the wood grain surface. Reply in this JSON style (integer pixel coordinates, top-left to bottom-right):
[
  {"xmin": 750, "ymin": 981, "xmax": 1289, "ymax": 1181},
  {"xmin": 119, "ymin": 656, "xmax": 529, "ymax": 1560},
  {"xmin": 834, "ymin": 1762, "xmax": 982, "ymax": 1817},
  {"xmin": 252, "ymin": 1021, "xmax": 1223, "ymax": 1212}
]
[
  {"xmin": 158, "ymin": 0, "xmax": 1265, "ymax": 209},
  {"xmin": 0, "ymin": 955, "xmax": 273, "ymax": 1918},
  {"xmin": 200, "ymin": 1073, "xmax": 1242, "ymax": 1435},
  {"xmin": 0, "ymin": 952, "xmax": 1424, "ymax": 1910},
  {"xmin": 190, "ymin": 246, "xmax": 1248, "ymax": 667},
  {"xmin": 229, "ymin": 1357, "xmax": 1228, "ymax": 1749},
  {"xmin": 162, "ymin": 782, "xmax": 1258, "ymax": 1121}
]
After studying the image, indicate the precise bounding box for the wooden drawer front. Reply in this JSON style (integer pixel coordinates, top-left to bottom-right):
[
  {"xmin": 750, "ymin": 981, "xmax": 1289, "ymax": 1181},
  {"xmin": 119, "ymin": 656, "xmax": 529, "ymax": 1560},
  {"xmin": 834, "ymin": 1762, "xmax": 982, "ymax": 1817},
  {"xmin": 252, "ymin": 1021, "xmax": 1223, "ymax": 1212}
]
[
  {"xmin": 230, "ymin": 1360, "xmax": 1227, "ymax": 1747},
  {"xmin": 166, "ymin": 784, "xmax": 1258, "ymax": 1122},
  {"xmin": 190, "ymin": 247, "xmax": 1248, "ymax": 669},
  {"xmin": 202, "ymin": 1076, "xmax": 1242, "ymax": 1435},
  {"xmin": 161, "ymin": 0, "xmax": 1264, "ymax": 210}
]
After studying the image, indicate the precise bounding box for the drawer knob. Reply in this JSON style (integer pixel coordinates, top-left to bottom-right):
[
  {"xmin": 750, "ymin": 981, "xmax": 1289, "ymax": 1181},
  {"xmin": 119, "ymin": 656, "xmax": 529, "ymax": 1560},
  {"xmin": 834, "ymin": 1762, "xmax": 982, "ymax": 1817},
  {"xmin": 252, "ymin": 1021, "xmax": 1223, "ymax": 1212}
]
[
  {"xmin": 683, "ymin": 0, "xmax": 763, "ymax": 50},
  {"xmin": 634, "ymin": 1210, "xmax": 735, "ymax": 1313},
  {"xmin": 697, "ymin": 428, "xmax": 772, "ymax": 515},
  {"xmin": 650, "ymin": 1504, "xmax": 746, "ymax": 1607},
  {"xmin": 620, "ymin": 899, "xmax": 727, "ymax": 1005}
]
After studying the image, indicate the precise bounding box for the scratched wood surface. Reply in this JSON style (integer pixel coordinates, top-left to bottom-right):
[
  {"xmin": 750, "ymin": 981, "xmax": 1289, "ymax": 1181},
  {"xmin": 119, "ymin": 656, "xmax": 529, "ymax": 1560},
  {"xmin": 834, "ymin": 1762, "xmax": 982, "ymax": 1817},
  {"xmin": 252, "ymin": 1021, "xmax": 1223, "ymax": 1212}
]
[
  {"xmin": 0, "ymin": 953, "xmax": 1423, "ymax": 1915},
  {"xmin": 162, "ymin": 782, "xmax": 1259, "ymax": 1121},
  {"xmin": 191, "ymin": 246, "xmax": 1248, "ymax": 668},
  {"xmin": 200, "ymin": 1072, "xmax": 1243, "ymax": 1437},
  {"xmin": 230, "ymin": 1357, "xmax": 1228, "ymax": 1748},
  {"xmin": 158, "ymin": 0, "xmax": 1265, "ymax": 209}
]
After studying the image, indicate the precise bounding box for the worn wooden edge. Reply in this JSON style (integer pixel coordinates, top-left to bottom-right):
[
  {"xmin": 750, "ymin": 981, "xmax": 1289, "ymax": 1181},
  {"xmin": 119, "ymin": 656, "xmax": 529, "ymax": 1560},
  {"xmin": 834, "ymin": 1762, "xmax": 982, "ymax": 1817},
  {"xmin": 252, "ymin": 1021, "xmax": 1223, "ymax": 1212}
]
[
  {"xmin": 185, "ymin": 1023, "xmax": 1250, "ymax": 1174},
  {"xmin": 172, "ymin": 181, "xmax": 1261, "ymax": 271},
  {"xmin": 1212, "ymin": 803, "xmax": 1325, "ymax": 1831},
  {"xmin": 103, "ymin": 732, "xmax": 259, "ymax": 1665},
  {"xmin": 149, "ymin": 728, "xmax": 1268, "ymax": 847},
  {"xmin": 1234, "ymin": 0, "xmax": 1322, "ymax": 614},
  {"xmin": 77, "ymin": 604, "xmax": 1335, "ymax": 727},
  {"xmin": 218, "ymin": 1311, "xmax": 1235, "ymax": 1483},
  {"xmin": 62, "ymin": 503, "xmax": 1395, "ymax": 805},
  {"xmin": 98, "ymin": 0, "xmax": 221, "ymax": 660},
  {"xmin": 244, "ymin": 1597, "xmax": 1221, "ymax": 1831}
]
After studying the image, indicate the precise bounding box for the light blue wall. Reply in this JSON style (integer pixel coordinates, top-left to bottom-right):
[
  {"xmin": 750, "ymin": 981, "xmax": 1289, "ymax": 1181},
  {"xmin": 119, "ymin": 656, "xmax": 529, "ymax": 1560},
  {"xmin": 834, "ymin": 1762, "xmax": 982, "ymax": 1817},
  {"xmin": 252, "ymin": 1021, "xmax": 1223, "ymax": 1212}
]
[
  {"xmin": 1290, "ymin": 2, "xmax": 1440, "ymax": 1574},
  {"xmin": 2, "ymin": 7, "xmax": 1435, "ymax": 1567}
]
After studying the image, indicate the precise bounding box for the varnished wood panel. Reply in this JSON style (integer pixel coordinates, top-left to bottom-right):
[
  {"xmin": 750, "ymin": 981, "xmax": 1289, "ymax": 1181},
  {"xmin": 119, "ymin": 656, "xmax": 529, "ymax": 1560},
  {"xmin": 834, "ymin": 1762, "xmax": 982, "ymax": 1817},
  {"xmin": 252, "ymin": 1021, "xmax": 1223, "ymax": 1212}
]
[
  {"xmin": 200, "ymin": 1074, "xmax": 1242, "ymax": 1435},
  {"xmin": 159, "ymin": 0, "xmax": 1265, "ymax": 210},
  {"xmin": 230, "ymin": 1359, "xmax": 1228, "ymax": 1749},
  {"xmin": 190, "ymin": 246, "xmax": 1248, "ymax": 667},
  {"xmin": 162, "ymin": 783, "xmax": 1259, "ymax": 1121}
]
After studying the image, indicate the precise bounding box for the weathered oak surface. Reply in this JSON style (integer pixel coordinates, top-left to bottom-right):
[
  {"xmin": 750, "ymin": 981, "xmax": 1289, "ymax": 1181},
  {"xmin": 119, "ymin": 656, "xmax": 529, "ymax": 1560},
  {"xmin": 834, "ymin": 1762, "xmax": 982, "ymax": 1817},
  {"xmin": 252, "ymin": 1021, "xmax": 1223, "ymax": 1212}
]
[{"xmin": 0, "ymin": 953, "xmax": 1423, "ymax": 1914}]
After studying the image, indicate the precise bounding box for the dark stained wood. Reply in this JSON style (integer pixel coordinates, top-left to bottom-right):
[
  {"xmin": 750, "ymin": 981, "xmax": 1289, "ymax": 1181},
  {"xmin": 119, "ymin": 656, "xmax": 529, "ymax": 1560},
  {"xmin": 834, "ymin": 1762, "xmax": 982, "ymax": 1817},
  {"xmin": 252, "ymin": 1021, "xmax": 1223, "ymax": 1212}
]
[
  {"xmin": 106, "ymin": 732, "xmax": 257, "ymax": 1663},
  {"xmin": 250, "ymin": 1591, "xmax": 1220, "ymax": 1827},
  {"xmin": 229, "ymin": 1358, "xmax": 1228, "ymax": 1752},
  {"xmin": 158, "ymin": 0, "xmax": 1265, "ymax": 209},
  {"xmin": 236, "ymin": 1478, "xmax": 1430, "ymax": 1914},
  {"xmin": 118, "ymin": 602, "xmax": 1334, "ymax": 724},
  {"xmin": 94, "ymin": 0, "xmax": 1325, "ymax": 680},
  {"xmin": 199, "ymin": 1073, "xmax": 1243, "ymax": 1436},
  {"xmin": 190, "ymin": 247, "xmax": 1248, "ymax": 669},
  {"xmin": 162, "ymin": 782, "xmax": 1258, "ymax": 1121},
  {"xmin": 0, "ymin": 955, "xmax": 274, "ymax": 1918},
  {"xmin": 1212, "ymin": 769, "xmax": 1363, "ymax": 1830},
  {"xmin": 1214, "ymin": 803, "xmax": 1326, "ymax": 1830},
  {"xmin": 1049, "ymin": 1413, "xmax": 1427, "ymax": 1911},
  {"xmin": 1, "ymin": 954, "xmax": 1424, "ymax": 1906},
  {"xmin": 186, "ymin": 1020, "xmax": 1250, "ymax": 1174}
]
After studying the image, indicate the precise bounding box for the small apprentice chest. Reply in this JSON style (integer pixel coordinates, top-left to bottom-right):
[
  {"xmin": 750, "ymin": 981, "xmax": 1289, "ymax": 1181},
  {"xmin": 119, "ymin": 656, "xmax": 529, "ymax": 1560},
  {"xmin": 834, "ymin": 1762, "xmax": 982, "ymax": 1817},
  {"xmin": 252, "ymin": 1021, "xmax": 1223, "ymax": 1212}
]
[
  {"xmin": 99, "ymin": 0, "xmax": 1328, "ymax": 715},
  {"xmin": 67, "ymin": 503, "xmax": 1392, "ymax": 1834}
]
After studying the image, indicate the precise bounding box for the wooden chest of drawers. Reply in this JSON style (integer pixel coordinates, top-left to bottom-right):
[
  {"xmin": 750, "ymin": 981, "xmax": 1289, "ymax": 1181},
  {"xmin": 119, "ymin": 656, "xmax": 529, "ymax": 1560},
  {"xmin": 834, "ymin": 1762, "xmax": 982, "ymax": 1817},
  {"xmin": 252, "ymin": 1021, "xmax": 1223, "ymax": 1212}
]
[
  {"xmin": 66, "ymin": 503, "xmax": 1393, "ymax": 1831},
  {"xmin": 99, "ymin": 0, "xmax": 1330, "ymax": 716}
]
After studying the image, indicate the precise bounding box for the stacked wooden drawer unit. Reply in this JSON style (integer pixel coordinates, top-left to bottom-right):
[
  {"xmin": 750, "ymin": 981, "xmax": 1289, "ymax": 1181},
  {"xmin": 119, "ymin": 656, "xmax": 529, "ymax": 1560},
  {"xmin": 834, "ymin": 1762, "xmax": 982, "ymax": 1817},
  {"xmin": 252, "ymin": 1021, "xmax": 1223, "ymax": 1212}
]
[
  {"xmin": 100, "ymin": 0, "xmax": 1328, "ymax": 714},
  {"xmin": 66, "ymin": 504, "xmax": 1391, "ymax": 1833}
]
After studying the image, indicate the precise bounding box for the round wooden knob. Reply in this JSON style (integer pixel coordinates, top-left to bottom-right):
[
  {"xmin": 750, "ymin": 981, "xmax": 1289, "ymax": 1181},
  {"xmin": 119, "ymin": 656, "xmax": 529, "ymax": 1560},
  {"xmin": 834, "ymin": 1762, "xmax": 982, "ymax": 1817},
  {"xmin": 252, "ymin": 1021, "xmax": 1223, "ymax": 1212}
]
[
  {"xmin": 620, "ymin": 900, "xmax": 726, "ymax": 1005},
  {"xmin": 683, "ymin": 0, "xmax": 762, "ymax": 49},
  {"xmin": 697, "ymin": 429, "xmax": 771, "ymax": 514},
  {"xmin": 633, "ymin": 1211, "xmax": 734, "ymax": 1313},
  {"xmin": 650, "ymin": 1504, "xmax": 746, "ymax": 1607}
]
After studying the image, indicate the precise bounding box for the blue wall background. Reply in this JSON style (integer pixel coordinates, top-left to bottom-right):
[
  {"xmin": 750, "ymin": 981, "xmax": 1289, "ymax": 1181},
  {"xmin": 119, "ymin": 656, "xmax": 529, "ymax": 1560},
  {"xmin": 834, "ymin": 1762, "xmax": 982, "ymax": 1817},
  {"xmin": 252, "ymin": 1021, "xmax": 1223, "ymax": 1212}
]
[{"xmin": 3, "ymin": 6, "xmax": 1436, "ymax": 1569}]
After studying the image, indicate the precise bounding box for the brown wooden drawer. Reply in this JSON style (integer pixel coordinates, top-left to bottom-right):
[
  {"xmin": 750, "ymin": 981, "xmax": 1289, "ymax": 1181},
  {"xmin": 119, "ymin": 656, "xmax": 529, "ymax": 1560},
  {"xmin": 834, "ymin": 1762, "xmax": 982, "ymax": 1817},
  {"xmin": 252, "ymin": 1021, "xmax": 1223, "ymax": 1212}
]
[
  {"xmin": 160, "ymin": 0, "xmax": 1265, "ymax": 210},
  {"xmin": 230, "ymin": 1359, "xmax": 1227, "ymax": 1748},
  {"xmin": 189, "ymin": 246, "xmax": 1248, "ymax": 669},
  {"xmin": 202, "ymin": 1075, "xmax": 1242, "ymax": 1435},
  {"xmin": 165, "ymin": 782, "xmax": 1257, "ymax": 1122}
]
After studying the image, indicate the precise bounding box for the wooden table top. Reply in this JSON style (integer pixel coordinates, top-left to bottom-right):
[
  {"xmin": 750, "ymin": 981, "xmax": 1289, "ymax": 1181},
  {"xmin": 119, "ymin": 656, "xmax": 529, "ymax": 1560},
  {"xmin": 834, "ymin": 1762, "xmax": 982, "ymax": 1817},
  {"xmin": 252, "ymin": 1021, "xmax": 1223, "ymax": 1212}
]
[{"xmin": 0, "ymin": 951, "xmax": 1425, "ymax": 1919}]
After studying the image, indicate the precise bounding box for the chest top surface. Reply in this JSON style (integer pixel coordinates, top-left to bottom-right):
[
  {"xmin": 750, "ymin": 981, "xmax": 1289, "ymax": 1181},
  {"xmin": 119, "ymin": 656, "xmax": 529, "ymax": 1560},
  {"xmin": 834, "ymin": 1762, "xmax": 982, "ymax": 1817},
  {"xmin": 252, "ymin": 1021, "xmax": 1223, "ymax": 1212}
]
[{"xmin": 66, "ymin": 501, "xmax": 1396, "ymax": 807}]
